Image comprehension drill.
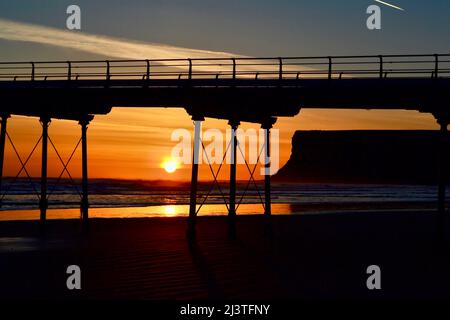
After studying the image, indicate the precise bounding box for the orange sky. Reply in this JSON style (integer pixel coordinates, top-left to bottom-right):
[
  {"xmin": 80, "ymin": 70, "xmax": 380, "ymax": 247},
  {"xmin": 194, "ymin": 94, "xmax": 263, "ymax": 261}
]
[
  {"xmin": 0, "ymin": 19, "xmax": 443, "ymax": 182},
  {"xmin": 3, "ymin": 108, "xmax": 439, "ymax": 181}
]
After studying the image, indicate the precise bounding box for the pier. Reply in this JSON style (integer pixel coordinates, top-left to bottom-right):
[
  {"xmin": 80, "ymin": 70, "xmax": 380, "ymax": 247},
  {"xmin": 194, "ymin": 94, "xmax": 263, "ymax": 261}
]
[{"xmin": 0, "ymin": 53, "xmax": 449, "ymax": 233}]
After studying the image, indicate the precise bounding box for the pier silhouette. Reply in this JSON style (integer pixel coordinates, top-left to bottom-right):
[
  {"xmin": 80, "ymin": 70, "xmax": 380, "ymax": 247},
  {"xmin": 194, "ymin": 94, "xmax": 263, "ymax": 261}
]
[{"xmin": 0, "ymin": 53, "xmax": 449, "ymax": 234}]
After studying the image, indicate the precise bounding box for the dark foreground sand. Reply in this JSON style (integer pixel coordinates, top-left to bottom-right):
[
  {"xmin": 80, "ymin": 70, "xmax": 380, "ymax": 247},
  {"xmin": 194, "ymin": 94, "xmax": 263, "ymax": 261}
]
[{"xmin": 1, "ymin": 212, "xmax": 450, "ymax": 300}]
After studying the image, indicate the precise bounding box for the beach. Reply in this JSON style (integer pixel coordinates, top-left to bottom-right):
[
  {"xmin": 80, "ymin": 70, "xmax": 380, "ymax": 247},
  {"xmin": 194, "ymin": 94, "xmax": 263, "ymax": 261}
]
[{"xmin": 1, "ymin": 212, "xmax": 449, "ymax": 300}]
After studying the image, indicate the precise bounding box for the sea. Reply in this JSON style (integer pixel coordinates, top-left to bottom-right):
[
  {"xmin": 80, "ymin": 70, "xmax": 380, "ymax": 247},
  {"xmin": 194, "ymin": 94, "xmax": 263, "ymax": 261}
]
[{"xmin": 0, "ymin": 178, "xmax": 447, "ymax": 220}]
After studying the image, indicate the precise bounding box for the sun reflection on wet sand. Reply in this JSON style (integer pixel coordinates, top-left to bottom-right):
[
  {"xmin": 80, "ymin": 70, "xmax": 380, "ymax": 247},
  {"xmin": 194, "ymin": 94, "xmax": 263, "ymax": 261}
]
[
  {"xmin": 0, "ymin": 204, "xmax": 294, "ymax": 221},
  {"xmin": 164, "ymin": 205, "xmax": 177, "ymax": 217}
]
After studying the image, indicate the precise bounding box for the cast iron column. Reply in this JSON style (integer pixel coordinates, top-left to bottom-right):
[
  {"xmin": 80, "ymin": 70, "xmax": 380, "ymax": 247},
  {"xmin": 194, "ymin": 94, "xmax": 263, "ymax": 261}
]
[
  {"xmin": 228, "ymin": 120, "xmax": 240, "ymax": 217},
  {"xmin": 0, "ymin": 114, "xmax": 10, "ymax": 206},
  {"xmin": 188, "ymin": 116, "xmax": 204, "ymax": 235},
  {"xmin": 437, "ymin": 119, "xmax": 448, "ymax": 239},
  {"xmin": 262, "ymin": 122, "xmax": 272, "ymax": 217},
  {"xmin": 40, "ymin": 117, "xmax": 50, "ymax": 226},
  {"xmin": 80, "ymin": 117, "xmax": 90, "ymax": 226}
]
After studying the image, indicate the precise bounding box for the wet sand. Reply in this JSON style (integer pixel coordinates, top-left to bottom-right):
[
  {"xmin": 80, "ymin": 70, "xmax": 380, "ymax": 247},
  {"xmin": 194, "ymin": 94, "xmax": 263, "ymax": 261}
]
[
  {"xmin": 1, "ymin": 212, "xmax": 450, "ymax": 300},
  {"xmin": 0, "ymin": 200, "xmax": 444, "ymax": 221}
]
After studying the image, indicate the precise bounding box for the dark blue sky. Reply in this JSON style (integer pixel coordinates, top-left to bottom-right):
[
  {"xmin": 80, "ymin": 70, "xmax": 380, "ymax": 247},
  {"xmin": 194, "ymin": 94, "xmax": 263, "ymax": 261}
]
[{"xmin": 0, "ymin": 0, "xmax": 449, "ymax": 57}]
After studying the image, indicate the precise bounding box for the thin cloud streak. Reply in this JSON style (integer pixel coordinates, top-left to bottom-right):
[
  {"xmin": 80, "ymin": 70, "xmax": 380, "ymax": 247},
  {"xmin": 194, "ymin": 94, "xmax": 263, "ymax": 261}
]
[
  {"xmin": 0, "ymin": 18, "xmax": 239, "ymax": 60},
  {"xmin": 0, "ymin": 18, "xmax": 312, "ymax": 75}
]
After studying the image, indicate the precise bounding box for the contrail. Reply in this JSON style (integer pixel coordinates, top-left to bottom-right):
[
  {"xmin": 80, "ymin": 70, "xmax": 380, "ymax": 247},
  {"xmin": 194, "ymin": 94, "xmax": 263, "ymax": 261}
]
[{"xmin": 374, "ymin": 0, "xmax": 405, "ymax": 11}]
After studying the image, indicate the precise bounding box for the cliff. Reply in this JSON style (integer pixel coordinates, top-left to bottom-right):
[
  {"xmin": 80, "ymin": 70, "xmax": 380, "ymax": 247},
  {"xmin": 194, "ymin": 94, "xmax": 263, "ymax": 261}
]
[{"xmin": 273, "ymin": 130, "xmax": 449, "ymax": 184}]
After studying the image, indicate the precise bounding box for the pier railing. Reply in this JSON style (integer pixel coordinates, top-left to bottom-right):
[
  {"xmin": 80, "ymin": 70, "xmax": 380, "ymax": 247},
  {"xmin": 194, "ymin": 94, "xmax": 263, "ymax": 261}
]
[{"xmin": 0, "ymin": 54, "xmax": 449, "ymax": 82}]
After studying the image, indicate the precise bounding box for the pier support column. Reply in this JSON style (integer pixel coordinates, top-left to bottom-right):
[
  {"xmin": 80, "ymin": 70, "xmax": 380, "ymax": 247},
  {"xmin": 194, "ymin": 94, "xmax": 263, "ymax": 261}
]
[
  {"xmin": 0, "ymin": 114, "xmax": 10, "ymax": 206},
  {"xmin": 188, "ymin": 116, "xmax": 204, "ymax": 237},
  {"xmin": 39, "ymin": 117, "xmax": 50, "ymax": 228},
  {"xmin": 228, "ymin": 120, "xmax": 239, "ymax": 239},
  {"xmin": 228, "ymin": 120, "xmax": 240, "ymax": 217},
  {"xmin": 262, "ymin": 122, "xmax": 273, "ymax": 217},
  {"xmin": 79, "ymin": 117, "xmax": 90, "ymax": 227},
  {"xmin": 437, "ymin": 119, "xmax": 448, "ymax": 240}
]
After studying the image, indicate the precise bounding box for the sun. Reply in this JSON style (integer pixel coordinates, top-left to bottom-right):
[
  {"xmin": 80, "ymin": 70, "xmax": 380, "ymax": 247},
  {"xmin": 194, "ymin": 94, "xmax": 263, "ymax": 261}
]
[{"xmin": 162, "ymin": 159, "xmax": 178, "ymax": 173}]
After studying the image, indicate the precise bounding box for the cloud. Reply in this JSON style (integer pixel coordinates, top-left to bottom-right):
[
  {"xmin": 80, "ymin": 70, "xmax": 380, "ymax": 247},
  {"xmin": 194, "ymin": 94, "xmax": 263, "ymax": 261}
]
[
  {"xmin": 0, "ymin": 18, "xmax": 239, "ymax": 60},
  {"xmin": 0, "ymin": 18, "xmax": 313, "ymax": 76}
]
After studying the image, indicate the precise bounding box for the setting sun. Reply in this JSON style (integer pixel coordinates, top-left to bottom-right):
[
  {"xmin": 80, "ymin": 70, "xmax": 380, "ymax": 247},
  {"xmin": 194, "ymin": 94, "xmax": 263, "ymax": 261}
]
[{"xmin": 162, "ymin": 159, "xmax": 178, "ymax": 173}]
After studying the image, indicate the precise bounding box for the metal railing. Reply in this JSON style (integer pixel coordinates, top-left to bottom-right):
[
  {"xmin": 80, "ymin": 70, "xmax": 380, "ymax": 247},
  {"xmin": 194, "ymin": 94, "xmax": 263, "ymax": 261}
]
[{"xmin": 0, "ymin": 54, "xmax": 449, "ymax": 82}]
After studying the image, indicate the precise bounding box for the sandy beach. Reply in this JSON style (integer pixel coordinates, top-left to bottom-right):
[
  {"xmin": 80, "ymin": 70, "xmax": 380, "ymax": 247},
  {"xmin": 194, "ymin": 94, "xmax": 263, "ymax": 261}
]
[{"xmin": 1, "ymin": 212, "xmax": 449, "ymax": 300}]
